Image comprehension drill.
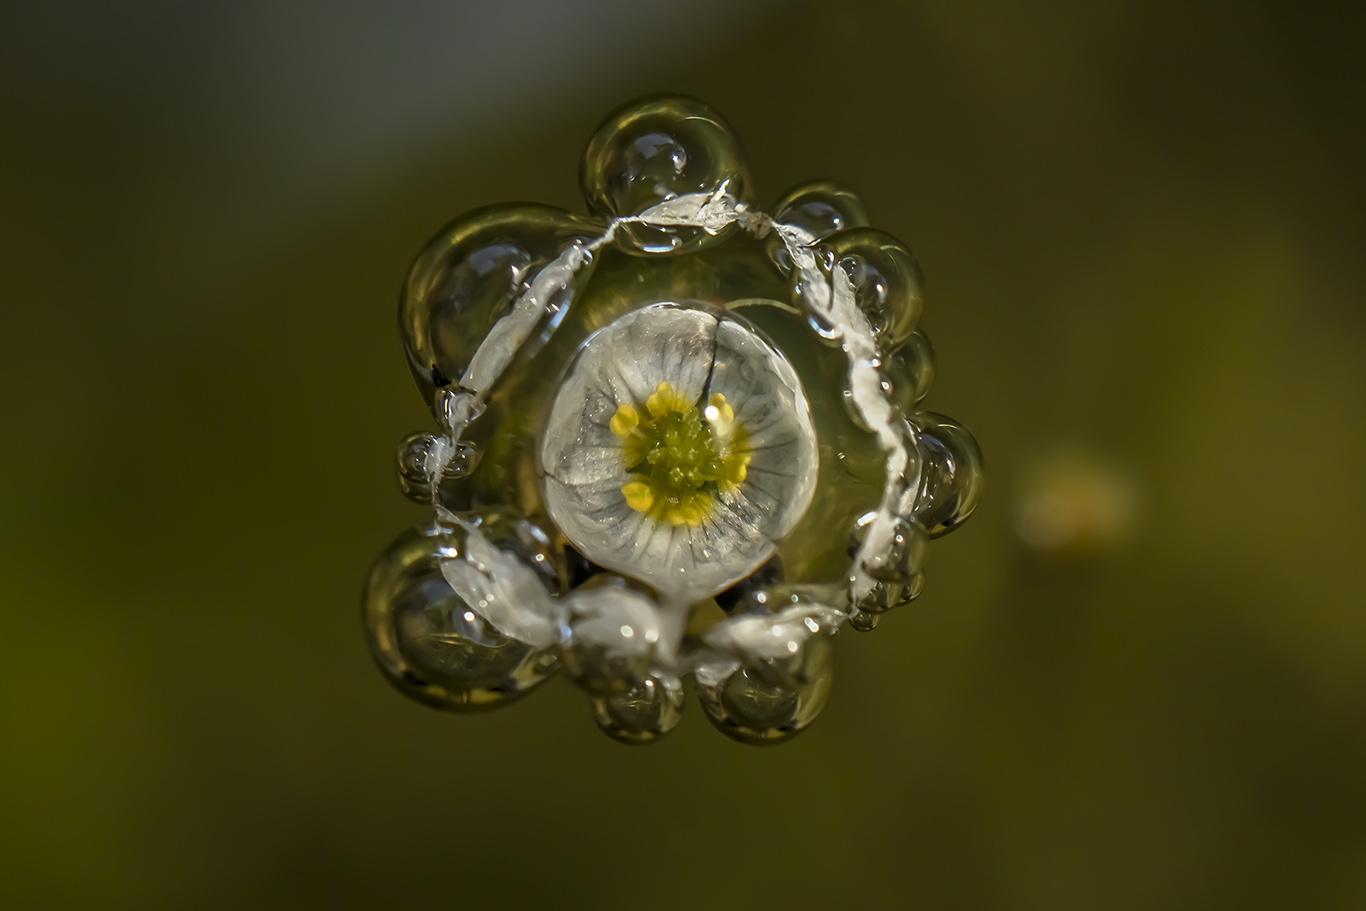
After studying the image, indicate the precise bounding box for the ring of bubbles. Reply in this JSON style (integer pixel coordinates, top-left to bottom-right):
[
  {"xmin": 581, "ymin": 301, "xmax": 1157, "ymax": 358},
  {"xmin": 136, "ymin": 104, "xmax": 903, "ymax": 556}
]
[{"xmin": 365, "ymin": 95, "xmax": 983, "ymax": 744}]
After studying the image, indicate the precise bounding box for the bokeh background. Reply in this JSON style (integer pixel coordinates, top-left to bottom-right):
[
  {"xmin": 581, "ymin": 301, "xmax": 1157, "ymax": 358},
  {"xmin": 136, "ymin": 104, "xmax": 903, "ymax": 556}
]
[{"xmin": 3, "ymin": 1, "xmax": 1364, "ymax": 908}]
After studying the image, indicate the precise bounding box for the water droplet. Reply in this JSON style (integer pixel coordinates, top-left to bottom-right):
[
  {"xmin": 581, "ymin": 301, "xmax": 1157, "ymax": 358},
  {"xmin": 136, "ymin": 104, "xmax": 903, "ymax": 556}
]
[
  {"xmin": 399, "ymin": 203, "xmax": 605, "ymax": 409},
  {"xmin": 591, "ymin": 675, "xmax": 685, "ymax": 744},
  {"xmin": 852, "ymin": 573, "xmax": 925, "ymax": 613},
  {"xmin": 581, "ymin": 95, "xmax": 750, "ymax": 255},
  {"xmin": 885, "ymin": 330, "xmax": 936, "ymax": 412},
  {"xmin": 362, "ymin": 523, "xmax": 559, "ymax": 711},
  {"xmin": 807, "ymin": 311, "xmax": 842, "ymax": 339},
  {"xmin": 697, "ymin": 636, "xmax": 834, "ymax": 744},
  {"xmin": 773, "ymin": 180, "xmax": 870, "ymax": 240},
  {"xmin": 395, "ymin": 432, "xmax": 479, "ymax": 503},
  {"xmin": 869, "ymin": 515, "xmax": 928, "ymax": 581},
  {"xmin": 913, "ymin": 413, "xmax": 985, "ymax": 538},
  {"xmin": 814, "ymin": 228, "xmax": 924, "ymax": 351},
  {"xmin": 848, "ymin": 513, "xmax": 928, "ymax": 613},
  {"xmin": 848, "ymin": 609, "xmax": 879, "ymax": 632}
]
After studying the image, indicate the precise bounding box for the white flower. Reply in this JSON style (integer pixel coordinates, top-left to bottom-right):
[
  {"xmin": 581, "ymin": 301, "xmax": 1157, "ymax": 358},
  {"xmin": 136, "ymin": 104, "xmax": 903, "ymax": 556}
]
[{"xmin": 540, "ymin": 304, "xmax": 818, "ymax": 599}]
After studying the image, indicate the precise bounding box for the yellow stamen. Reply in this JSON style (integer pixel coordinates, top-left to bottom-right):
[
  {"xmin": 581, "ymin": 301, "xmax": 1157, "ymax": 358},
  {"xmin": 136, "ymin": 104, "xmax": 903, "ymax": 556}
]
[
  {"xmin": 719, "ymin": 455, "xmax": 749, "ymax": 495},
  {"xmin": 707, "ymin": 392, "xmax": 734, "ymax": 425},
  {"xmin": 610, "ymin": 403, "xmax": 639, "ymax": 438},
  {"xmin": 645, "ymin": 382, "xmax": 670, "ymax": 418},
  {"xmin": 732, "ymin": 454, "xmax": 750, "ymax": 484},
  {"xmin": 615, "ymin": 382, "xmax": 748, "ymax": 527},
  {"xmin": 621, "ymin": 480, "xmax": 654, "ymax": 512},
  {"xmin": 666, "ymin": 504, "xmax": 705, "ymax": 526},
  {"xmin": 645, "ymin": 380, "xmax": 693, "ymax": 419}
]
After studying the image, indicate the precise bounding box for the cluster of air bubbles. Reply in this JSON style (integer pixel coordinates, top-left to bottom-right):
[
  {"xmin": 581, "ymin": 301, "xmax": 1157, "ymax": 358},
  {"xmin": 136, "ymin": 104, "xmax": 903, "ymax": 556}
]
[
  {"xmin": 395, "ymin": 432, "xmax": 479, "ymax": 505},
  {"xmin": 363, "ymin": 94, "xmax": 983, "ymax": 744}
]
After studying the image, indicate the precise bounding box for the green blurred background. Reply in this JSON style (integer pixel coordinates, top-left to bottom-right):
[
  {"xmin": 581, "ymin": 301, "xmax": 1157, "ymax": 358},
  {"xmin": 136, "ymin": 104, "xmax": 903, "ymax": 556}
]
[{"xmin": 3, "ymin": 1, "xmax": 1364, "ymax": 908}]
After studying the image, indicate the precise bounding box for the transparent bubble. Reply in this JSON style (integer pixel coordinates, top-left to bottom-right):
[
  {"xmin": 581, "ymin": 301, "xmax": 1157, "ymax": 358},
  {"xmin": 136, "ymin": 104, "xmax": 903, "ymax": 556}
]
[
  {"xmin": 581, "ymin": 95, "xmax": 750, "ymax": 255},
  {"xmin": 697, "ymin": 636, "xmax": 834, "ymax": 744},
  {"xmin": 591, "ymin": 675, "xmax": 685, "ymax": 744},
  {"xmin": 848, "ymin": 513, "xmax": 927, "ymax": 613},
  {"xmin": 395, "ymin": 432, "xmax": 479, "ymax": 504},
  {"xmin": 852, "ymin": 572, "xmax": 925, "ymax": 614},
  {"xmin": 865, "ymin": 514, "xmax": 928, "ymax": 582},
  {"xmin": 399, "ymin": 203, "xmax": 605, "ymax": 406},
  {"xmin": 774, "ymin": 180, "xmax": 869, "ymax": 240},
  {"xmin": 740, "ymin": 611, "xmax": 841, "ymax": 690},
  {"xmin": 848, "ymin": 609, "xmax": 880, "ymax": 632},
  {"xmin": 913, "ymin": 413, "xmax": 985, "ymax": 538},
  {"xmin": 815, "ymin": 228, "xmax": 925, "ymax": 352},
  {"xmin": 362, "ymin": 522, "xmax": 559, "ymax": 711},
  {"xmin": 561, "ymin": 580, "xmax": 664, "ymax": 695},
  {"xmin": 884, "ymin": 330, "xmax": 936, "ymax": 413}
]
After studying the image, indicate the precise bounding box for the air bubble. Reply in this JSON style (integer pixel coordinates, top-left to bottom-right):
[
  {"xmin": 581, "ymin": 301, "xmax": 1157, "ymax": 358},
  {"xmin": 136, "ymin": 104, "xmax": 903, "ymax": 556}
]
[
  {"xmin": 773, "ymin": 180, "xmax": 869, "ymax": 240},
  {"xmin": 361, "ymin": 523, "xmax": 559, "ymax": 711},
  {"xmin": 852, "ymin": 573, "xmax": 925, "ymax": 614},
  {"xmin": 591, "ymin": 675, "xmax": 685, "ymax": 744},
  {"xmin": 399, "ymin": 203, "xmax": 605, "ymax": 408},
  {"xmin": 395, "ymin": 432, "xmax": 479, "ymax": 504},
  {"xmin": 885, "ymin": 330, "xmax": 936, "ymax": 413},
  {"xmin": 912, "ymin": 413, "xmax": 985, "ymax": 538},
  {"xmin": 819, "ymin": 228, "xmax": 924, "ymax": 351},
  {"xmin": 868, "ymin": 515, "xmax": 928, "ymax": 583},
  {"xmin": 697, "ymin": 636, "xmax": 834, "ymax": 744},
  {"xmin": 848, "ymin": 609, "xmax": 879, "ymax": 632},
  {"xmin": 581, "ymin": 95, "xmax": 750, "ymax": 255}
]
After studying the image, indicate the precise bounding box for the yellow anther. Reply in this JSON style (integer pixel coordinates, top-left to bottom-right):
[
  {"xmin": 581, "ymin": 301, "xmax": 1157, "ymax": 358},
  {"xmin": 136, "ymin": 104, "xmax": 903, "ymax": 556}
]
[
  {"xmin": 609, "ymin": 403, "xmax": 639, "ymax": 438},
  {"xmin": 646, "ymin": 380, "xmax": 692, "ymax": 419},
  {"xmin": 645, "ymin": 381, "xmax": 672, "ymax": 418},
  {"xmin": 666, "ymin": 504, "xmax": 705, "ymax": 527},
  {"xmin": 616, "ymin": 381, "xmax": 747, "ymax": 526},
  {"xmin": 707, "ymin": 392, "xmax": 734, "ymax": 425},
  {"xmin": 621, "ymin": 480, "xmax": 655, "ymax": 512}
]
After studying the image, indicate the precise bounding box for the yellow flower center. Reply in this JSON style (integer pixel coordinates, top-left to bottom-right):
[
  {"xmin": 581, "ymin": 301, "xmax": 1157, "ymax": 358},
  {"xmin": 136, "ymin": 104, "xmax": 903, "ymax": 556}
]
[{"xmin": 610, "ymin": 382, "xmax": 751, "ymax": 527}]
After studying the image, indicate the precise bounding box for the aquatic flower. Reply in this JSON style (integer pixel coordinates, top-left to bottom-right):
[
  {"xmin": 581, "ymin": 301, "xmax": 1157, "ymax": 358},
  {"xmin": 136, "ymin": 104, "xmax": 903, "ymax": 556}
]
[{"xmin": 541, "ymin": 305, "xmax": 817, "ymax": 600}]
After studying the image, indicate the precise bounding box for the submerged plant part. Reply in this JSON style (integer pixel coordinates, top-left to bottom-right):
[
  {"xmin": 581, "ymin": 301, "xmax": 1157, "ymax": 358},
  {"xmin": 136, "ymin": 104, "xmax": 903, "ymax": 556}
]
[
  {"xmin": 363, "ymin": 95, "xmax": 983, "ymax": 744},
  {"xmin": 541, "ymin": 304, "xmax": 817, "ymax": 601}
]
